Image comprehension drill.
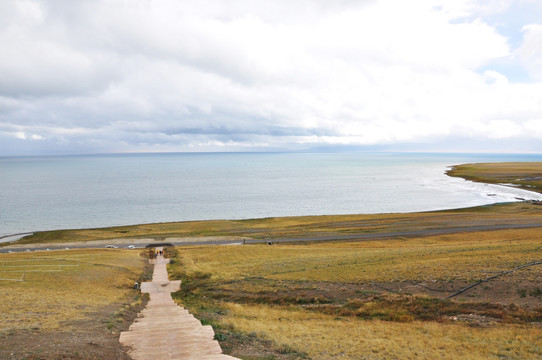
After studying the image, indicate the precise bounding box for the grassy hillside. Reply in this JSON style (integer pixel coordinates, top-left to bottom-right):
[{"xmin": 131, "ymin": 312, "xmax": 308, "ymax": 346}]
[{"xmin": 167, "ymin": 229, "xmax": 542, "ymax": 359}]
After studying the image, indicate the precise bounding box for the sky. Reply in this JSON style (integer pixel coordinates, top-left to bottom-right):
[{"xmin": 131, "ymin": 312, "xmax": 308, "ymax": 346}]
[{"xmin": 1, "ymin": 0, "xmax": 542, "ymax": 156}]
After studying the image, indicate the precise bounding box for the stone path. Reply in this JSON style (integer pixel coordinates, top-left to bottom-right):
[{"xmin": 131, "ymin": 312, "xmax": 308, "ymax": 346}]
[{"xmin": 120, "ymin": 248, "xmax": 239, "ymax": 360}]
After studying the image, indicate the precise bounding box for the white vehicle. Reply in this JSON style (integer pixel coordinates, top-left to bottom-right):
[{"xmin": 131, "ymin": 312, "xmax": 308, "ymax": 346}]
[{"xmin": 126, "ymin": 245, "xmax": 135, "ymax": 249}]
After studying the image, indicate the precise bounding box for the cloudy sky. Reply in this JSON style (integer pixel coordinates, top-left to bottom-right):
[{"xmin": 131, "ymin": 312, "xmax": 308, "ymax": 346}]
[{"xmin": 1, "ymin": 0, "xmax": 542, "ymax": 155}]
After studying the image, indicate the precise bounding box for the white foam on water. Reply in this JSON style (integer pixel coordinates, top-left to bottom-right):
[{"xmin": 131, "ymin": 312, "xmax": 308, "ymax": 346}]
[{"xmin": 419, "ymin": 165, "xmax": 542, "ymax": 209}]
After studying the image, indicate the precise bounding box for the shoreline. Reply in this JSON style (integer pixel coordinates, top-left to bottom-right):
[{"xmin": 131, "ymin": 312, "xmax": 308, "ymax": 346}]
[
  {"xmin": 3, "ymin": 180, "xmax": 541, "ymax": 241},
  {"xmin": 0, "ymin": 233, "xmax": 34, "ymax": 244},
  {"xmin": 0, "ymin": 199, "xmax": 533, "ymax": 245},
  {"xmin": 3, "ymin": 201, "xmax": 542, "ymax": 251},
  {"xmin": 2, "ymin": 161, "xmax": 542, "ymax": 242}
]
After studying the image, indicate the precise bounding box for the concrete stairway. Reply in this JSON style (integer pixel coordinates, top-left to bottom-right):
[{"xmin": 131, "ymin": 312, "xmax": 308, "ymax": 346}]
[{"xmin": 120, "ymin": 249, "xmax": 239, "ymax": 360}]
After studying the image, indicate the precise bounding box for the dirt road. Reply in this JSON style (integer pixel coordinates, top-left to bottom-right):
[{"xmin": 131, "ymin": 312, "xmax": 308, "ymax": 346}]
[{"xmin": 2, "ymin": 220, "xmax": 542, "ymax": 253}]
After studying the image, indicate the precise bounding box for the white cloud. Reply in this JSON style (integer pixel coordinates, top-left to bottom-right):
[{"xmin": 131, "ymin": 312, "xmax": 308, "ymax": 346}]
[
  {"xmin": 0, "ymin": 0, "xmax": 542, "ymax": 155},
  {"xmin": 524, "ymin": 119, "xmax": 542, "ymax": 138},
  {"xmin": 517, "ymin": 24, "xmax": 542, "ymax": 79},
  {"xmin": 486, "ymin": 119, "xmax": 522, "ymax": 138}
]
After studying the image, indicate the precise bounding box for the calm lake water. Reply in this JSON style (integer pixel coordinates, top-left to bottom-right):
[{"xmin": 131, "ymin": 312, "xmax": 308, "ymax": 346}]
[{"xmin": 1, "ymin": 152, "xmax": 541, "ymax": 237}]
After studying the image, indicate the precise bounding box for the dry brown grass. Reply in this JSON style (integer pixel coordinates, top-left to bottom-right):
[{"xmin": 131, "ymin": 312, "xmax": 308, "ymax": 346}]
[
  {"xmin": 169, "ymin": 228, "xmax": 542, "ymax": 359},
  {"xmin": 0, "ymin": 249, "xmax": 145, "ymax": 334},
  {"xmin": 447, "ymin": 162, "xmax": 542, "ymax": 193},
  {"xmin": 172, "ymin": 228, "xmax": 542, "ymax": 284},
  {"xmin": 222, "ymin": 303, "xmax": 542, "ymax": 360}
]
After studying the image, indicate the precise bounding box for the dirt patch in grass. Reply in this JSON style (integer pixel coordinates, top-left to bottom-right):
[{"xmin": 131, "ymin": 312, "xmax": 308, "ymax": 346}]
[
  {"xmin": 0, "ymin": 298, "xmax": 148, "ymax": 360},
  {"xmin": 371, "ymin": 276, "xmax": 542, "ymax": 310},
  {"xmin": 315, "ymin": 294, "xmax": 542, "ymax": 324},
  {"xmin": 176, "ymin": 275, "xmax": 542, "ymax": 324}
]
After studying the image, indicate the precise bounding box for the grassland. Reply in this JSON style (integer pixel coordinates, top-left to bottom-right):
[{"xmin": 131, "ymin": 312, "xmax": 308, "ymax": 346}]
[
  {"xmin": 447, "ymin": 162, "xmax": 542, "ymax": 193},
  {"xmin": 167, "ymin": 228, "xmax": 542, "ymax": 359},
  {"xmin": 0, "ymin": 249, "xmax": 149, "ymax": 359},
  {"xmin": 9, "ymin": 201, "xmax": 542, "ymax": 248}
]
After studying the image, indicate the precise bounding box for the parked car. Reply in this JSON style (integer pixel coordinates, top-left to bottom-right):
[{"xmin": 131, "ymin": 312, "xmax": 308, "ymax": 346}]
[
  {"xmin": 126, "ymin": 245, "xmax": 135, "ymax": 249},
  {"xmin": 105, "ymin": 245, "xmax": 118, "ymax": 248}
]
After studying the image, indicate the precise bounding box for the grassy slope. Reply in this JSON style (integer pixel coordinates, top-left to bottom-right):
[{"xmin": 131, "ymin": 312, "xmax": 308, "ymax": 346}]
[{"xmin": 168, "ymin": 231, "xmax": 542, "ymax": 359}]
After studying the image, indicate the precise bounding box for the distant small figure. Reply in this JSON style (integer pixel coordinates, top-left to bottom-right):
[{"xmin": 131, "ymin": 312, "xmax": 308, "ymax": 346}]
[{"xmin": 267, "ymin": 241, "xmax": 273, "ymax": 245}]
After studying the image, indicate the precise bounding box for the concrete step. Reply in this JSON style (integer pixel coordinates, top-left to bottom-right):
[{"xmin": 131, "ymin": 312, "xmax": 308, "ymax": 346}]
[{"xmin": 119, "ymin": 251, "xmax": 240, "ymax": 360}]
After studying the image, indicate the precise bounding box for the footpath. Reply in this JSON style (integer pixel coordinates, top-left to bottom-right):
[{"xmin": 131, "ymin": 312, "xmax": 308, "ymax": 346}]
[{"xmin": 120, "ymin": 248, "xmax": 239, "ymax": 360}]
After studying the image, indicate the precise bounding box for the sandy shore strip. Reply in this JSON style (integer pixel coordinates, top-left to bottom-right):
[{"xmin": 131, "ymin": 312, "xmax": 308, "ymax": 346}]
[{"xmin": 0, "ymin": 233, "xmax": 34, "ymax": 244}]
